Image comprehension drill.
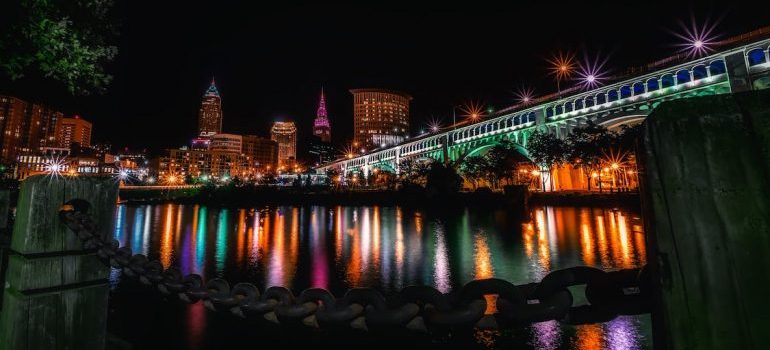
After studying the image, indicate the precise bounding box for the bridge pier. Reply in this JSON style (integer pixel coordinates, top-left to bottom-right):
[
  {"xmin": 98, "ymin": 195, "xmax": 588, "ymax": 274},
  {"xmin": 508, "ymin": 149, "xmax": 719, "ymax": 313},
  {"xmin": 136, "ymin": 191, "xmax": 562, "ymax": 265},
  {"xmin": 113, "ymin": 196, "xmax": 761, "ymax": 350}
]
[
  {"xmin": 641, "ymin": 90, "xmax": 770, "ymax": 349},
  {"xmin": 0, "ymin": 176, "xmax": 118, "ymax": 350}
]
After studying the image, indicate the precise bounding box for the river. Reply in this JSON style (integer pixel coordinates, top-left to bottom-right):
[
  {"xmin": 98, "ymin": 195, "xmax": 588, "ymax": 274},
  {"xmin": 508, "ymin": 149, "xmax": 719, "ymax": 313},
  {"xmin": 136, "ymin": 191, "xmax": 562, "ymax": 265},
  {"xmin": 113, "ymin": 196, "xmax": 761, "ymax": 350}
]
[{"xmin": 107, "ymin": 204, "xmax": 651, "ymax": 349}]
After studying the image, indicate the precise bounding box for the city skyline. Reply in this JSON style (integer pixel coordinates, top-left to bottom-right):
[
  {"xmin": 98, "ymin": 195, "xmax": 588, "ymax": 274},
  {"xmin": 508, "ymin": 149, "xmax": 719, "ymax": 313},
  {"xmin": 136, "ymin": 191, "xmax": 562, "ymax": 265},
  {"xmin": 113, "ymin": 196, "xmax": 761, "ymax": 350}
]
[{"xmin": 2, "ymin": 2, "xmax": 769, "ymax": 154}]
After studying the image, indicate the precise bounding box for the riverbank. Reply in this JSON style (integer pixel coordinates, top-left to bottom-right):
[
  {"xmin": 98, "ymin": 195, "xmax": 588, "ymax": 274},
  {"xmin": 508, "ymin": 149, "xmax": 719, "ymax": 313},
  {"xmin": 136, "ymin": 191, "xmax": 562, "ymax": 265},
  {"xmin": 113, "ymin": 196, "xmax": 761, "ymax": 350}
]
[{"xmin": 530, "ymin": 190, "xmax": 640, "ymax": 208}]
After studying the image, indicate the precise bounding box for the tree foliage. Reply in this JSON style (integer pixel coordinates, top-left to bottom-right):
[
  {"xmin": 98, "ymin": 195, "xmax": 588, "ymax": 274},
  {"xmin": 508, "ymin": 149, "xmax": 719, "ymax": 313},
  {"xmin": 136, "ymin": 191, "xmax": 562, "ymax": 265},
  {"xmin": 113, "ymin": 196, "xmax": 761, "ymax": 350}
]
[
  {"xmin": 565, "ymin": 122, "xmax": 614, "ymax": 191},
  {"xmin": 425, "ymin": 162, "xmax": 462, "ymax": 195},
  {"xmin": 527, "ymin": 130, "xmax": 567, "ymax": 191},
  {"xmin": 398, "ymin": 158, "xmax": 431, "ymax": 186},
  {"xmin": 0, "ymin": 0, "xmax": 119, "ymax": 95},
  {"xmin": 527, "ymin": 131, "xmax": 566, "ymax": 170},
  {"xmin": 484, "ymin": 139, "xmax": 524, "ymax": 187},
  {"xmin": 459, "ymin": 156, "xmax": 489, "ymax": 189}
]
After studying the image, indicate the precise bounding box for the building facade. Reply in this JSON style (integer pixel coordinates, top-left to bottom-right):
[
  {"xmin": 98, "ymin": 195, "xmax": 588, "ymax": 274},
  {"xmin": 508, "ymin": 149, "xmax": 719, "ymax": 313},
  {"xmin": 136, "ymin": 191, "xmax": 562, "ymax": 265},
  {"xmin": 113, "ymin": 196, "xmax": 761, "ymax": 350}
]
[
  {"xmin": 242, "ymin": 135, "xmax": 278, "ymax": 171},
  {"xmin": 309, "ymin": 138, "xmax": 335, "ymax": 166},
  {"xmin": 270, "ymin": 121, "xmax": 297, "ymax": 169},
  {"xmin": 57, "ymin": 116, "xmax": 92, "ymax": 149},
  {"xmin": 0, "ymin": 95, "xmax": 63, "ymax": 162},
  {"xmin": 350, "ymin": 89, "xmax": 411, "ymax": 150},
  {"xmin": 209, "ymin": 133, "xmax": 242, "ymax": 153},
  {"xmin": 198, "ymin": 78, "xmax": 223, "ymax": 137},
  {"xmin": 156, "ymin": 148, "xmax": 254, "ymax": 182}
]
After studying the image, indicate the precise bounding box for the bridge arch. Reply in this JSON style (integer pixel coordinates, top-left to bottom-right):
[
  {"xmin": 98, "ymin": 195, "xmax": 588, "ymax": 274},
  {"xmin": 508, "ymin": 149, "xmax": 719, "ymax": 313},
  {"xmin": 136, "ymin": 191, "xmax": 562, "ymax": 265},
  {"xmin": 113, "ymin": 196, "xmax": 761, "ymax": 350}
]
[
  {"xmin": 459, "ymin": 140, "xmax": 530, "ymax": 163},
  {"xmin": 596, "ymin": 110, "xmax": 650, "ymax": 130}
]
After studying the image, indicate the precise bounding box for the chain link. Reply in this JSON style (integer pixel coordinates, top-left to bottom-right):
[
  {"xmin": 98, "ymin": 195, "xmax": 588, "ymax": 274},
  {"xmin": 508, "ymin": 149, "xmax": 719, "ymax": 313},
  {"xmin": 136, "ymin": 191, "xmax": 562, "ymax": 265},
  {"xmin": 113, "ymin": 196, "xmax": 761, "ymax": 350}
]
[{"xmin": 59, "ymin": 202, "xmax": 651, "ymax": 333}]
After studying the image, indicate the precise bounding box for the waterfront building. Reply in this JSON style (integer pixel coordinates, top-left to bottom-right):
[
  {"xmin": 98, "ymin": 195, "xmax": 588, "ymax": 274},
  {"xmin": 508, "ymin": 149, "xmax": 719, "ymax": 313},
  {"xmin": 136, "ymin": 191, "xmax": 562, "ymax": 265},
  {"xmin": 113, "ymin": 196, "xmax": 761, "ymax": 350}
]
[
  {"xmin": 198, "ymin": 78, "xmax": 223, "ymax": 137},
  {"xmin": 0, "ymin": 95, "xmax": 63, "ymax": 162},
  {"xmin": 155, "ymin": 147, "xmax": 254, "ymax": 182},
  {"xmin": 242, "ymin": 135, "xmax": 278, "ymax": 171},
  {"xmin": 270, "ymin": 121, "xmax": 297, "ymax": 169},
  {"xmin": 190, "ymin": 138, "xmax": 211, "ymax": 151},
  {"xmin": 209, "ymin": 133, "xmax": 242, "ymax": 153},
  {"xmin": 14, "ymin": 147, "xmax": 115, "ymax": 180},
  {"xmin": 57, "ymin": 115, "xmax": 92, "ymax": 149},
  {"xmin": 350, "ymin": 88, "xmax": 411, "ymax": 150}
]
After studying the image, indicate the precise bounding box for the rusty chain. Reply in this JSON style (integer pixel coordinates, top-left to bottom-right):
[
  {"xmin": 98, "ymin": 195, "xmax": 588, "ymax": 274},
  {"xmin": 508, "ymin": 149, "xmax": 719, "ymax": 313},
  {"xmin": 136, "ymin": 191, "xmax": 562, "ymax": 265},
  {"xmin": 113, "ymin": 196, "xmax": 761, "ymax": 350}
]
[{"xmin": 59, "ymin": 201, "xmax": 651, "ymax": 333}]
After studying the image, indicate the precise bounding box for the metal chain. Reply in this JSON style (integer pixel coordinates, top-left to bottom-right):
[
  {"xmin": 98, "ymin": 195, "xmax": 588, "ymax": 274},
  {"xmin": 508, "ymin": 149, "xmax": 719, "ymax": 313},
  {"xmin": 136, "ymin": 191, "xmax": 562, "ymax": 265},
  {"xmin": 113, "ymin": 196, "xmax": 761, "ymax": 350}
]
[{"xmin": 59, "ymin": 203, "xmax": 651, "ymax": 333}]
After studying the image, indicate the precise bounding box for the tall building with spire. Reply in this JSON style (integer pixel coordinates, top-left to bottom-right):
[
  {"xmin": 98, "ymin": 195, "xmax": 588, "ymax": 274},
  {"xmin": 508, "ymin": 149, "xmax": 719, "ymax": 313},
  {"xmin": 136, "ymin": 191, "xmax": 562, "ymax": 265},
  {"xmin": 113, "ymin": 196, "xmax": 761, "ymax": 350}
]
[
  {"xmin": 198, "ymin": 78, "xmax": 222, "ymax": 137},
  {"xmin": 313, "ymin": 88, "xmax": 331, "ymax": 143},
  {"xmin": 309, "ymin": 88, "xmax": 334, "ymax": 165}
]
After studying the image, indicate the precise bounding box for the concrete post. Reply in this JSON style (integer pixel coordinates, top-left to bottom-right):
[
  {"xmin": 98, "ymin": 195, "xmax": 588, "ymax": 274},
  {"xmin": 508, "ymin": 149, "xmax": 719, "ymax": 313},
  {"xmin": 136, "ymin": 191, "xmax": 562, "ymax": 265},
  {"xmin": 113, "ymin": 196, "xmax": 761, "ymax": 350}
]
[
  {"xmin": 0, "ymin": 190, "xmax": 10, "ymax": 311},
  {"xmin": 640, "ymin": 90, "xmax": 770, "ymax": 349},
  {"xmin": 0, "ymin": 176, "xmax": 118, "ymax": 350}
]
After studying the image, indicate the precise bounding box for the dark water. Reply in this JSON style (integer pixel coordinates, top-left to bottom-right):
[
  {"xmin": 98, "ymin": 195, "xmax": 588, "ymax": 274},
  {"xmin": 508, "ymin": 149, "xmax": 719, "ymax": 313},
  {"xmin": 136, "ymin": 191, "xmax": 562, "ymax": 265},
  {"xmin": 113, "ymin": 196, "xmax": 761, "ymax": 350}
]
[{"xmin": 107, "ymin": 204, "xmax": 652, "ymax": 349}]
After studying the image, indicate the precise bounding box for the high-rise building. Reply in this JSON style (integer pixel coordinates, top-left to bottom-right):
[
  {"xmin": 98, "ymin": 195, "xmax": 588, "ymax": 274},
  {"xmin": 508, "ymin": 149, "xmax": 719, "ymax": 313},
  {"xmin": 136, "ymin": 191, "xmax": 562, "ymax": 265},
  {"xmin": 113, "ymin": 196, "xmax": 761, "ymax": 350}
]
[
  {"xmin": 350, "ymin": 89, "xmax": 411, "ymax": 150},
  {"xmin": 309, "ymin": 88, "xmax": 334, "ymax": 165},
  {"xmin": 242, "ymin": 135, "xmax": 278, "ymax": 171},
  {"xmin": 313, "ymin": 88, "xmax": 331, "ymax": 143},
  {"xmin": 0, "ymin": 95, "xmax": 63, "ymax": 162},
  {"xmin": 209, "ymin": 133, "xmax": 242, "ymax": 153},
  {"xmin": 309, "ymin": 139, "xmax": 335, "ymax": 166},
  {"xmin": 198, "ymin": 78, "xmax": 223, "ymax": 137},
  {"xmin": 57, "ymin": 115, "xmax": 92, "ymax": 149},
  {"xmin": 270, "ymin": 121, "xmax": 297, "ymax": 169}
]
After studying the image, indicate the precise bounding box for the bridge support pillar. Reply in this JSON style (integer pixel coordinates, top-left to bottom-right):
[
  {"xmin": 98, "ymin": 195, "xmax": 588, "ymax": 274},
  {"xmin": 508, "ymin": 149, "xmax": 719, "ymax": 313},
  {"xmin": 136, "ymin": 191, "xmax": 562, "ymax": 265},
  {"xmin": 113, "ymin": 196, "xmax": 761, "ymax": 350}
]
[
  {"xmin": 0, "ymin": 176, "xmax": 118, "ymax": 350},
  {"xmin": 640, "ymin": 90, "xmax": 770, "ymax": 349},
  {"xmin": 724, "ymin": 51, "xmax": 751, "ymax": 93}
]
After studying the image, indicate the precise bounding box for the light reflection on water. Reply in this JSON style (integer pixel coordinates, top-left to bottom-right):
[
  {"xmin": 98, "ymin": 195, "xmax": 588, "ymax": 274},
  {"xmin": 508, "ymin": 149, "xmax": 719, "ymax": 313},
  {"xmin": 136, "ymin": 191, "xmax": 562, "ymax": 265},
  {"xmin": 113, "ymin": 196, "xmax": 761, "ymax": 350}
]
[{"xmin": 109, "ymin": 204, "xmax": 650, "ymax": 349}]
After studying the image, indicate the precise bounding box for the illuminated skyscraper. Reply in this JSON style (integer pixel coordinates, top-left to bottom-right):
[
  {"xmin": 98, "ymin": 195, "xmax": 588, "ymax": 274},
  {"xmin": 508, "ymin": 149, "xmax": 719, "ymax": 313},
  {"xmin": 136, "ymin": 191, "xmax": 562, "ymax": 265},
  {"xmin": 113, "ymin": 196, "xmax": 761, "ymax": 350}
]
[
  {"xmin": 313, "ymin": 88, "xmax": 331, "ymax": 143},
  {"xmin": 0, "ymin": 95, "xmax": 63, "ymax": 162},
  {"xmin": 350, "ymin": 89, "xmax": 411, "ymax": 150},
  {"xmin": 198, "ymin": 78, "xmax": 223, "ymax": 137},
  {"xmin": 270, "ymin": 121, "xmax": 297, "ymax": 168}
]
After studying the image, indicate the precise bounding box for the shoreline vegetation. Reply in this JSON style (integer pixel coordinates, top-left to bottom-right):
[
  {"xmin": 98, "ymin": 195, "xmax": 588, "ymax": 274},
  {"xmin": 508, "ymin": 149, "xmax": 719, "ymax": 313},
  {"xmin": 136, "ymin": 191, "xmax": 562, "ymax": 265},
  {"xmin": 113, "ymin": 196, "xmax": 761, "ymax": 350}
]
[{"xmin": 118, "ymin": 185, "xmax": 640, "ymax": 210}]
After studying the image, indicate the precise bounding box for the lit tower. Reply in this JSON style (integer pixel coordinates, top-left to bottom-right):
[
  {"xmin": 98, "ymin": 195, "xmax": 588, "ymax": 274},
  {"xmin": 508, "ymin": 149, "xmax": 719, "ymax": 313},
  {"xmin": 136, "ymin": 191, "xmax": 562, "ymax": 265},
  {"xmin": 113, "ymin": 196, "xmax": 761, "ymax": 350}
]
[
  {"xmin": 198, "ymin": 77, "xmax": 223, "ymax": 137},
  {"xmin": 313, "ymin": 88, "xmax": 331, "ymax": 143}
]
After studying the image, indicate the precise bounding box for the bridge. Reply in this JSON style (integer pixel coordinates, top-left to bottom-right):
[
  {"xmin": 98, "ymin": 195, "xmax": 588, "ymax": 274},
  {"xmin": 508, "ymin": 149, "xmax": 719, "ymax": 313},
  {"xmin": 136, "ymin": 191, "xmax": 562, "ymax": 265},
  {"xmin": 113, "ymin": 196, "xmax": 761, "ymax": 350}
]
[{"xmin": 318, "ymin": 31, "xmax": 770, "ymax": 177}]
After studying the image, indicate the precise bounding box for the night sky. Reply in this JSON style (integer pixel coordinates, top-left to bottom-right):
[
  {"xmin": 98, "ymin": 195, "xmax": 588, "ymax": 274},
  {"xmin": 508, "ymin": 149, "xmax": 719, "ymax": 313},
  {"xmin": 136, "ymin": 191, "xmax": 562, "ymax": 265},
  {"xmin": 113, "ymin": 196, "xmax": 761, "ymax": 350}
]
[{"xmin": 3, "ymin": 1, "xmax": 769, "ymax": 157}]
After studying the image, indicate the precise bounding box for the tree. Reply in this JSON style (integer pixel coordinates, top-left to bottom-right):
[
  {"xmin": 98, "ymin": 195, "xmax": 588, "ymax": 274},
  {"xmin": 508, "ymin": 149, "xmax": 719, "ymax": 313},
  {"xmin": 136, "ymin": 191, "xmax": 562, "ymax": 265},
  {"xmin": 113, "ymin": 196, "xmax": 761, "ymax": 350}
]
[
  {"xmin": 372, "ymin": 168, "xmax": 397, "ymax": 189},
  {"xmin": 425, "ymin": 162, "xmax": 462, "ymax": 196},
  {"xmin": 259, "ymin": 172, "xmax": 277, "ymax": 185},
  {"xmin": 0, "ymin": 0, "xmax": 119, "ymax": 95},
  {"xmin": 565, "ymin": 122, "xmax": 614, "ymax": 192},
  {"xmin": 459, "ymin": 156, "xmax": 489, "ymax": 189},
  {"xmin": 527, "ymin": 130, "xmax": 566, "ymax": 191},
  {"xmin": 398, "ymin": 158, "xmax": 431, "ymax": 187},
  {"xmin": 484, "ymin": 139, "xmax": 525, "ymax": 188}
]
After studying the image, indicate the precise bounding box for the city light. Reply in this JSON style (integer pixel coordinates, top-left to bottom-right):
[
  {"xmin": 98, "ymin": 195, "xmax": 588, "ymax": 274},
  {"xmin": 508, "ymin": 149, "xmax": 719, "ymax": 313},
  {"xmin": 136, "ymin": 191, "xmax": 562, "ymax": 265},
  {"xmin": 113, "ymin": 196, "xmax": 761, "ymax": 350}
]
[
  {"xmin": 576, "ymin": 53, "xmax": 610, "ymax": 90},
  {"xmin": 43, "ymin": 156, "xmax": 67, "ymax": 177},
  {"xmin": 671, "ymin": 16, "xmax": 720, "ymax": 58},
  {"xmin": 514, "ymin": 86, "xmax": 535, "ymax": 105},
  {"xmin": 459, "ymin": 101, "xmax": 487, "ymax": 122},
  {"xmin": 547, "ymin": 51, "xmax": 576, "ymax": 81},
  {"xmin": 427, "ymin": 117, "xmax": 442, "ymax": 133}
]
